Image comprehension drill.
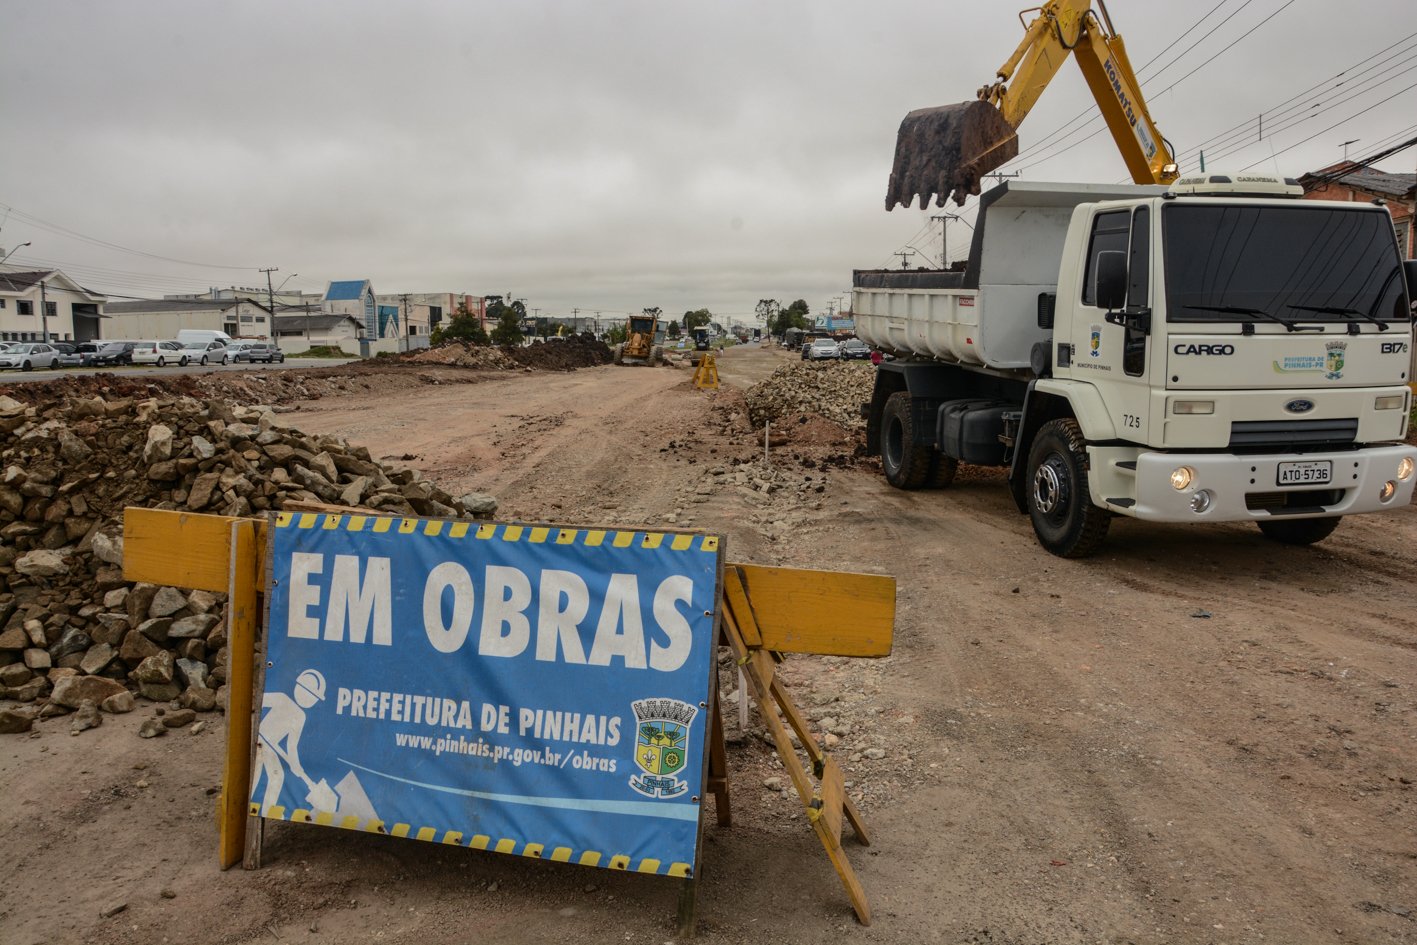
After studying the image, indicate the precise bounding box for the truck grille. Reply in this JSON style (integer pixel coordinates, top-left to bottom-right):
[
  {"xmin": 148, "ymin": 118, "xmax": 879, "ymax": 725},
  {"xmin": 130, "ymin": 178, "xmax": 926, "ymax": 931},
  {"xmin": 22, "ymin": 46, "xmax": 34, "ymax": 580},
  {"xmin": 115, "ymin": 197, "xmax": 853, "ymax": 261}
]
[
  {"xmin": 1228, "ymin": 418, "xmax": 1358, "ymax": 450},
  {"xmin": 1246, "ymin": 489, "xmax": 1344, "ymax": 513}
]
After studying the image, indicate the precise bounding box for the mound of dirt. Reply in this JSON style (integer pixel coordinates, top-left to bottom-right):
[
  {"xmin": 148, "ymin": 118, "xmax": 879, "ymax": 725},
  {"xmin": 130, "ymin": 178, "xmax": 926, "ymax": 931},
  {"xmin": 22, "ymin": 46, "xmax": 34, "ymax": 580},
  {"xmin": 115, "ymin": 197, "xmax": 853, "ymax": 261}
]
[{"xmin": 505, "ymin": 334, "xmax": 613, "ymax": 371}]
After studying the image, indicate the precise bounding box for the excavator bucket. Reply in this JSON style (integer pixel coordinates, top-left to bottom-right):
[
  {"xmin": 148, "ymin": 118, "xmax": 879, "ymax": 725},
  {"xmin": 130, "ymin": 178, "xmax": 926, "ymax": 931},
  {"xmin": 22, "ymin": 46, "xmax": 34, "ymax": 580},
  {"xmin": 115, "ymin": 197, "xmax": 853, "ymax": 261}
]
[{"xmin": 885, "ymin": 100, "xmax": 1019, "ymax": 210}]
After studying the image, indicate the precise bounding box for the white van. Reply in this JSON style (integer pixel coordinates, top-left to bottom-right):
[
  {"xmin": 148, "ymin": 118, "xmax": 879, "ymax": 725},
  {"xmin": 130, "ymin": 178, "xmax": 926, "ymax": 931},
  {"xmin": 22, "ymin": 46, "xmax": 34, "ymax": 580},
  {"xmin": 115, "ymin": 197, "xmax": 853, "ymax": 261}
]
[{"xmin": 176, "ymin": 329, "xmax": 234, "ymax": 347}]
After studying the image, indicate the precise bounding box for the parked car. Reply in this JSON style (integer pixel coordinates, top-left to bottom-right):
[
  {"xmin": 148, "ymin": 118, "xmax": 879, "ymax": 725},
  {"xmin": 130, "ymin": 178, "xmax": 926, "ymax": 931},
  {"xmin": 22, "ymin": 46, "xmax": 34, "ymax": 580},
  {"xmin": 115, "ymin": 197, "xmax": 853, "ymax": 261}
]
[
  {"xmin": 85, "ymin": 341, "xmax": 137, "ymax": 366},
  {"xmin": 51, "ymin": 342, "xmax": 84, "ymax": 368},
  {"xmin": 243, "ymin": 342, "xmax": 285, "ymax": 364},
  {"xmin": 130, "ymin": 340, "xmax": 190, "ymax": 366},
  {"xmin": 182, "ymin": 339, "xmax": 230, "ymax": 365},
  {"xmin": 804, "ymin": 337, "xmax": 841, "ymax": 361},
  {"xmin": 838, "ymin": 338, "xmax": 872, "ymax": 361},
  {"xmin": 228, "ymin": 340, "xmax": 285, "ymax": 364},
  {"xmin": 0, "ymin": 342, "xmax": 62, "ymax": 371}
]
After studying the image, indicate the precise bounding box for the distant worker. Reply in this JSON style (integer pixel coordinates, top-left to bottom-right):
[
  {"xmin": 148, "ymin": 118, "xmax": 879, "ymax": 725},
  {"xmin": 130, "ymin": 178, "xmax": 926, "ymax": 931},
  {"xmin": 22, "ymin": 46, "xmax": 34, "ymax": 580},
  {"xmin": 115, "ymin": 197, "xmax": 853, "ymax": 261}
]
[{"xmin": 870, "ymin": 349, "xmax": 884, "ymax": 366}]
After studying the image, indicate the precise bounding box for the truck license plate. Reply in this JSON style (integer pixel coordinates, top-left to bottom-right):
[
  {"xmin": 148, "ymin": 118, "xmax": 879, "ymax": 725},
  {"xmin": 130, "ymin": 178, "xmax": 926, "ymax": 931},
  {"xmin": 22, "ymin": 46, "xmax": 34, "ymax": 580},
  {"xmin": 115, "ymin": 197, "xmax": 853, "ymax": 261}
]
[{"xmin": 1276, "ymin": 460, "xmax": 1332, "ymax": 486}]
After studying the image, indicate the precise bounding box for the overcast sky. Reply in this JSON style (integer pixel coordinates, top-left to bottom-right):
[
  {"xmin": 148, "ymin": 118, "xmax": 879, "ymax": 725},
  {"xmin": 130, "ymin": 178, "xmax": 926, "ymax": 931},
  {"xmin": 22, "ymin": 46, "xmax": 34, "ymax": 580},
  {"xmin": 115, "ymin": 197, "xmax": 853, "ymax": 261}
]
[{"xmin": 2, "ymin": 0, "xmax": 1414, "ymax": 323}]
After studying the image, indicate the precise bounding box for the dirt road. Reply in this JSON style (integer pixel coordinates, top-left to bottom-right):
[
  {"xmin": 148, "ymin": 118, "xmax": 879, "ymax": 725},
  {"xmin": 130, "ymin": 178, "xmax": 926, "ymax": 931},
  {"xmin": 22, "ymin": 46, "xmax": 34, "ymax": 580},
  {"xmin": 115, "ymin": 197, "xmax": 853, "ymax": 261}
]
[{"xmin": 3, "ymin": 344, "xmax": 1414, "ymax": 945}]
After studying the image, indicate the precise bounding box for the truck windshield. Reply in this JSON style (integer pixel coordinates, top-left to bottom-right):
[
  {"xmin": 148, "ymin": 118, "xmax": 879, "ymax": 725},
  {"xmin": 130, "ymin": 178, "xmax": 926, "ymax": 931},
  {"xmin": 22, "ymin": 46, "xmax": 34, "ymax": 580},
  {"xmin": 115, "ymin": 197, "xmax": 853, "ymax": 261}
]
[{"xmin": 1163, "ymin": 204, "xmax": 1408, "ymax": 325}]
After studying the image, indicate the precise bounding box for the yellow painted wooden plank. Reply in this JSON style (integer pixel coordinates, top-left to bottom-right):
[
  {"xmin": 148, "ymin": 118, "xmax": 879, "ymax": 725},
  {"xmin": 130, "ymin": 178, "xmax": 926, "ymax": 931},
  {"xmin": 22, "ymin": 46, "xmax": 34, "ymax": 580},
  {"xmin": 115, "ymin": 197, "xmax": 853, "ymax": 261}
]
[
  {"xmin": 124, "ymin": 508, "xmax": 266, "ymax": 593},
  {"xmin": 219, "ymin": 519, "xmax": 260, "ymax": 870},
  {"xmin": 722, "ymin": 568, "xmax": 762, "ymax": 648},
  {"xmin": 732, "ymin": 562, "xmax": 895, "ymax": 658}
]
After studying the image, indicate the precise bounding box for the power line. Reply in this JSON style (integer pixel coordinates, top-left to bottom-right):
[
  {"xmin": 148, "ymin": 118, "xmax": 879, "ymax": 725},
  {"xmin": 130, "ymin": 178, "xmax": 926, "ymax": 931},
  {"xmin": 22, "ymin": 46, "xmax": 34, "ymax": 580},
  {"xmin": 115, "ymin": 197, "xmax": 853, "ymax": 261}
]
[
  {"xmin": 0, "ymin": 202, "xmax": 261, "ymax": 270},
  {"xmin": 1239, "ymin": 79, "xmax": 1417, "ymax": 169}
]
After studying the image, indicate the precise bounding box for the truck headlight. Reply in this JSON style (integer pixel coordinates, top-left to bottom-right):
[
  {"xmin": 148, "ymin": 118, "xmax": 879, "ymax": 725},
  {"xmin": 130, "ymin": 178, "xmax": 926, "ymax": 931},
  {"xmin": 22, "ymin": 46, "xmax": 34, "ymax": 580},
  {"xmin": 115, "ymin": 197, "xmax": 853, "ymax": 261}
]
[
  {"xmin": 1170, "ymin": 466, "xmax": 1195, "ymax": 490},
  {"xmin": 1375, "ymin": 394, "xmax": 1405, "ymax": 410},
  {"xmin": 1190, "ymin": 490, "xmax": 1214, "ymax": 513},
  {"xmin": 1399, "ymin": 457, "xmax": 1414, "ymax": 482},
  {"xmin": 1379, "ymin": 481, "xmax": 1397, "ymax": 502},
  {"xmin": 1171, "ymin": 400, "xmax": 1215, "ymax": 415}
]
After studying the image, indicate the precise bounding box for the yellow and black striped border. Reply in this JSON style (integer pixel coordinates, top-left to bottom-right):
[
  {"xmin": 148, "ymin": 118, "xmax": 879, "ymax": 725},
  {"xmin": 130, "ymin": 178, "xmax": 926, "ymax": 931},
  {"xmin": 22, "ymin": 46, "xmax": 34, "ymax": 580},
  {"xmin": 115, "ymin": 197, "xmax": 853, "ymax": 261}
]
[
  {"xmin": 274, "ymin": 512, "xmax": 718, "ymax": 553},
  {"xmin": 249, "ymin": 803, "xmax": 691, "ymax": 876}
]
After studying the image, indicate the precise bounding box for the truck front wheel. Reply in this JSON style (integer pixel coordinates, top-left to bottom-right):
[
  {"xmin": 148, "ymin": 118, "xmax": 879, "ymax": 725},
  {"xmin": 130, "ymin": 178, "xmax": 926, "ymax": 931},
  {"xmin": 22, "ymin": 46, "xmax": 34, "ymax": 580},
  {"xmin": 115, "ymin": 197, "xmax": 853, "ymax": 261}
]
[
  {"xmin": 1026, "ymin": 418, "xmax": 1110, "ymax": 557},
  {"xmin": 880, "ymin": 391, "xmax": 931, "ymax": 489},
  {"xmin": 1257, "ymin": 517, "xmax": 1340, "ymax": 545}
]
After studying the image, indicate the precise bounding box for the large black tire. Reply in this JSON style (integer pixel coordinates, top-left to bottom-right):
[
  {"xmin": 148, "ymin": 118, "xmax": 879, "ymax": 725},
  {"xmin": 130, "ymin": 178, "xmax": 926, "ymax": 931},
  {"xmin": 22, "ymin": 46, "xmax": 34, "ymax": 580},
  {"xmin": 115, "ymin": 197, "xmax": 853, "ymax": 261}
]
[
  {"xmin": 1257, "ymin": 517, "xmax": 1340, "ymax": 545},
  {"xmin": 1026, "ymin": 418, "xmax": 1110, "ymax": 558},
  {"xmin": 927, "ymin": 454, "xmax": 959, "ymax": 489},
  {"xmin": 880, "ymin": 391, "xmax": 932, "ymax": 489},
  {"xmin": 613, "ymin": 344, "xmax": 624, "ymax": 365}
]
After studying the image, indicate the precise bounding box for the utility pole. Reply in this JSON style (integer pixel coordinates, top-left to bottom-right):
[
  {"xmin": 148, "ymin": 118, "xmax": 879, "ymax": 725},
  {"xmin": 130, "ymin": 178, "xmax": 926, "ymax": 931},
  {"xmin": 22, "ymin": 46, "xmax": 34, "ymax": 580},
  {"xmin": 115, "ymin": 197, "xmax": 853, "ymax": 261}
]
[
  {"xmin": 39, "ymin": 278, "xmax": 49, "ymax": 342},
  {"xmin": 895, "ymin": 249, "xmax": 915, "ymax": 270},
  {"xmin": 1340, "ymin": 138, "xmax": 1360, "ymax": 161},
  {"xmin": 932, "ymin": 214, "xmax": 961, "ymax": 267},
  {"xmin": 260, "ymin": 267, "xmax": 278, "ymax": 341},
  {"xmin": 400, "ymin": 294, "xmax": 411, "ymax": 339}
]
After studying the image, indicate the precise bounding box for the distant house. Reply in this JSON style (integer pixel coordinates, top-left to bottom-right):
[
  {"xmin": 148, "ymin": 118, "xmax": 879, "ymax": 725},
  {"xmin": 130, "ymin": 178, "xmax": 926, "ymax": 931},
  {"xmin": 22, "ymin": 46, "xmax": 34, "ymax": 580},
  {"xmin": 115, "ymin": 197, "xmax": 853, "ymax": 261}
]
[
  {"xmin": 1300, "ymin": 164, "xmax": 1416, "ymax": 259},
  {"xmin": 273, "ymin": 312, "xmax": 363, "ymax": 353},
  {"xmin": 0, "ymin": 268, "xmax": 107, "ymax": 343},
  {"xmin": 103, "ymin": 297, "xmax": 276, "ymax": 340}
]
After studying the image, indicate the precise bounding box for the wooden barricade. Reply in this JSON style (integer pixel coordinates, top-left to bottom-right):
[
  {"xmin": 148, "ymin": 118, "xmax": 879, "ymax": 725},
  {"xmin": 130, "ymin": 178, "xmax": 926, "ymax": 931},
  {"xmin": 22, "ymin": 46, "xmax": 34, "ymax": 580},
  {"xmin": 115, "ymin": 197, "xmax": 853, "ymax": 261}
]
[{"xmin": 123, "ymin": 506, "xmax": 895, "ymax": 929}]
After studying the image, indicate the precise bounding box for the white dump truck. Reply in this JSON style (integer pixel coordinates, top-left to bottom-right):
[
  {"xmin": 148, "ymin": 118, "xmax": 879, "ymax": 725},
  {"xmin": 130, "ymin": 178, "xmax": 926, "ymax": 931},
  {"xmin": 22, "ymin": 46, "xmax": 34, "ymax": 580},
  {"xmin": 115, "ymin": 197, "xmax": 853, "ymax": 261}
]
[{"xmin": 855, "ymin": 176, "xmax": 1417, "ymax": 557}]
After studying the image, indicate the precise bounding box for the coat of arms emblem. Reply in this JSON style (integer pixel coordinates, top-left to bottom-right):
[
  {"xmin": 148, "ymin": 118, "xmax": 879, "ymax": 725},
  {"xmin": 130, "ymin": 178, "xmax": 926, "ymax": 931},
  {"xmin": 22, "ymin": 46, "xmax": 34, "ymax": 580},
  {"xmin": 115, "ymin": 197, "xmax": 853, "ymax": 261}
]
[
  {"xmin": 1325, "ymin": 340, "xmax": 1346, "ymax": 380},
  {"xmin": 629, "ymin": 698, "xmax": 698, "ymax": 799}
]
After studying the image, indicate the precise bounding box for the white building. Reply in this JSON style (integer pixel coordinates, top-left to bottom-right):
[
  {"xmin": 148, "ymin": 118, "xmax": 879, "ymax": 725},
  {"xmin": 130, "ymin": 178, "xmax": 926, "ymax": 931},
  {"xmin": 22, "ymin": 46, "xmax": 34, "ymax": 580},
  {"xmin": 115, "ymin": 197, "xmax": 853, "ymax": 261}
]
[
  {"xmin": 103, "ymin": 297, "xmax": 276, "ymax": 340},
  {"xmin": 272, "ymin": 313, "xmax": 363, "ymax": 353},
  {"xmin": 0, "ymin": 269, "xmax": 108, "ymax": 343}
]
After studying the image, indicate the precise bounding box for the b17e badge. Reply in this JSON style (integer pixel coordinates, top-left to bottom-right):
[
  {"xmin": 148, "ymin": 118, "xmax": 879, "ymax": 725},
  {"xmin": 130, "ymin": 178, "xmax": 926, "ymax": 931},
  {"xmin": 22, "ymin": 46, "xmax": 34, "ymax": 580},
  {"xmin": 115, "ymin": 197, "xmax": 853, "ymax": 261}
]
[{"xmin": 629, "ymin": 698, "xmax": 698, "ymax": 799}]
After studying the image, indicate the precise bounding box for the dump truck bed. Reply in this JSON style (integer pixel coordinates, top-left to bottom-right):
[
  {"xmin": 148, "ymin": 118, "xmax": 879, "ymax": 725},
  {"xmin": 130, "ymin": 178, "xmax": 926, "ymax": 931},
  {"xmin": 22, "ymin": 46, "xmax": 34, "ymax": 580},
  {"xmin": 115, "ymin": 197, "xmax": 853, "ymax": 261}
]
[{"xmin": 853, "ymin": 180, "xmax": 1166, "ymax": 370}]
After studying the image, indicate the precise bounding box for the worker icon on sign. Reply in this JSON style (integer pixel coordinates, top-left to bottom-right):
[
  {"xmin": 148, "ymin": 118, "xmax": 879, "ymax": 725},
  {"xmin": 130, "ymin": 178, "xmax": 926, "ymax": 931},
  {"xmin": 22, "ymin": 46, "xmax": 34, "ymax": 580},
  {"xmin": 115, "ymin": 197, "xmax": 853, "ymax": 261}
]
[{"xmin": 254, "ymin": 669, "xmax": 335, "ymax": 812}]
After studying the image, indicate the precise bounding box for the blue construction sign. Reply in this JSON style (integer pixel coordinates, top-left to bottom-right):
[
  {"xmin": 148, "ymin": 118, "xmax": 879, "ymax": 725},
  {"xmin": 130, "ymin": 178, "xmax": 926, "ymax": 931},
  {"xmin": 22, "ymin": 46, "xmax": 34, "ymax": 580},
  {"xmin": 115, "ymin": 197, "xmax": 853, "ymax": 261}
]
[{"xmin": 251, "ymin": 512, "xmax": 721, "ymax": 877}]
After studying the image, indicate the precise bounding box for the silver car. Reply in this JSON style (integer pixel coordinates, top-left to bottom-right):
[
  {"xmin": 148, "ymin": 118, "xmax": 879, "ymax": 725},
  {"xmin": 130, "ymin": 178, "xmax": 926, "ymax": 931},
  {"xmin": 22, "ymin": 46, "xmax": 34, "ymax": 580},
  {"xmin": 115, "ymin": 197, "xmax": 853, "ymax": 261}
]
[
  {"xmin": 182, "ymin": 339, "xmax": 230, "ymax": 365},
  {"xmin": 0, "ymin": 342, "xmax": 62, "ymax": 371}
]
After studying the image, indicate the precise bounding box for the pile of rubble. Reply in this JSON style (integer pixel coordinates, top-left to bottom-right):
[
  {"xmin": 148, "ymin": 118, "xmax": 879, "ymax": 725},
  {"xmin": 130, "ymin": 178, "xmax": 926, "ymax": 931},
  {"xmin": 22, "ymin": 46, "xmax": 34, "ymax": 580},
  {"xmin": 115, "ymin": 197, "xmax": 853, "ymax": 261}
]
[
  {"xmin": 0, "ymin": 390, "xmax": 496, "ymax": 735},
  {"xmin": 404, "ymin": 343, "xmax": 515, "ymax": 370},
  {"xmin": 742, "ymin": 361, "xmax": 874, "ymax": 431}
]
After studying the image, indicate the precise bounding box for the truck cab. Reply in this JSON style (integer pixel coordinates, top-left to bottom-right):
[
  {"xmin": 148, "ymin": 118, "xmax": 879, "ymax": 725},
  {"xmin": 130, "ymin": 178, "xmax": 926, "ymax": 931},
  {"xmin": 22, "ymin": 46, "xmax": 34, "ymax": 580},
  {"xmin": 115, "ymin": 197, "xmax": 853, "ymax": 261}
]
[{"xmin": 856, "ymin": 178, "xmax": 1416, "ymax": 556}]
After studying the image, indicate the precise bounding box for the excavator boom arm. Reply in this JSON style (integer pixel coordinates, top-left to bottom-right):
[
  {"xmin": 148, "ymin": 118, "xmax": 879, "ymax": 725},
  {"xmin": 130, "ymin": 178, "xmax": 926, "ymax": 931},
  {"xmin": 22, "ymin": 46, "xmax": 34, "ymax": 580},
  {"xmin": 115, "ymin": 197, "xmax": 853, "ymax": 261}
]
[
  {"xmin": 886, "ymin": 0, "xmax": 1176, "ymax": 210},
  {"xmin": 988, "ymin": 0, "xmax": 1175, "ymax": 184}
]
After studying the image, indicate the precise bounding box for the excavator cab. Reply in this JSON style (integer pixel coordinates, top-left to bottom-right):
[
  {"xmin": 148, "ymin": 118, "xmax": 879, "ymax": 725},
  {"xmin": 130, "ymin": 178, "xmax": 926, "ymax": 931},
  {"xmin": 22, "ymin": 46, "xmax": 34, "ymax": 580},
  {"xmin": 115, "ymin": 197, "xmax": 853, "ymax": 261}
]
[{"xmin": 886, "ymin": 100, "xmax": 1019, "ymax": 210}]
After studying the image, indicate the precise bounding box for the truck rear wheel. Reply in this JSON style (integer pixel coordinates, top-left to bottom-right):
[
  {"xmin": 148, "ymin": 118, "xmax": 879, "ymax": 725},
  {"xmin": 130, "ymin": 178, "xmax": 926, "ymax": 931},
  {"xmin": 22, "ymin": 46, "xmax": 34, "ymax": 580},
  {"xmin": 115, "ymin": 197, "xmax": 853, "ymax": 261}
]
[
  {"xmin": 927, "ymin": 455, "xmax": 958, "ymax": 489},
  {"xmin": 1026, "ymin": 418, "xmax": 1110, "ymax": 558},
  {"xmin": 1257, "ymin": 517, "xmax": 1340, "ymax": 545},
  {"xmin": 613, "ymin": 344, "xmax": 624, "ymax": 365},
  {"xmin": 880, "ymin": 391, "xmax": 931, "ymax": 489}
]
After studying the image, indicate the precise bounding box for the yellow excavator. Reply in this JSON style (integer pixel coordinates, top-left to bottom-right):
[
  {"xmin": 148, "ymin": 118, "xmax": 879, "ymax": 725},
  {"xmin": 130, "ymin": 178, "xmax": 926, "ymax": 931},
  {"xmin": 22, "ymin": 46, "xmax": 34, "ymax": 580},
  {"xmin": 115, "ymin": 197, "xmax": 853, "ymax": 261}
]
[{"xmin": 886, "ymin": 0, "xmax": 1179, "ymax": 210}]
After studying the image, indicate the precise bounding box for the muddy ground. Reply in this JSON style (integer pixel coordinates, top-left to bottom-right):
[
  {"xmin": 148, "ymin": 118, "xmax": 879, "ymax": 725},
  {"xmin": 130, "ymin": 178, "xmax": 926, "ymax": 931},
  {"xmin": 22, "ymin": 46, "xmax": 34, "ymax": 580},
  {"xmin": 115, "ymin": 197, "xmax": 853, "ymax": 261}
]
[{"xmin": 2, "ymin": 344, "xmax": 1414, "ymax": 945}]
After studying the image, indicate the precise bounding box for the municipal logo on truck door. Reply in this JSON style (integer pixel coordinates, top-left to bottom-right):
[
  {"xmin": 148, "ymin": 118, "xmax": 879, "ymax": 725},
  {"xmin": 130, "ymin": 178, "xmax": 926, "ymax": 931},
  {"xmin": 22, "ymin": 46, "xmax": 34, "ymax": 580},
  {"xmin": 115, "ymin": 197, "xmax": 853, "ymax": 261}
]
[
  {"xmin": 629, "ymin": 698, "xmax": 698, "ymax": 799},
  {"xmin": 1325, "ymin": 340, "xmax": 1347, "ymax": 380},
  {"xmin": 1089, "ymin": 325, "xmax": 1102, "ymax": 358}
]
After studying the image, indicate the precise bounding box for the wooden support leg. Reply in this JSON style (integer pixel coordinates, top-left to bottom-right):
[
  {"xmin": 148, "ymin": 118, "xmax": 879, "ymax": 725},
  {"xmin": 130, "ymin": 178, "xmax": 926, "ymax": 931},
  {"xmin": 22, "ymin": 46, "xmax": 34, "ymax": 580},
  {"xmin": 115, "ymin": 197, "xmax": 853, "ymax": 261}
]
[
  {"xmin": 708, "ymin": 706, "xmax": 732, "ymax": 828},
  {"xmin": 220, "ymin": 520, "xmax": 259, "ymax": 870},
  {"xmin": 676, "ymin": 874, "xmax": 700, "ymax": 939},
  {"xmin": 769, "ymin": 678, "xmax": 870, "ymax": 847}
]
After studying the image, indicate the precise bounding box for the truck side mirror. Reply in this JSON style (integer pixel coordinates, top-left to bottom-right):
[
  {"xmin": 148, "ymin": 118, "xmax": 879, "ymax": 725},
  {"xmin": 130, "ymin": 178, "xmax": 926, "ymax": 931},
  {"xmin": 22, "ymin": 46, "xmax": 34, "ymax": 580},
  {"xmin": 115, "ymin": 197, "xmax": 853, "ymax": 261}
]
[
  {"xmin": 1096, "ymin": 251, "xmax": 1128, "ymax": 311},
  {"xmin": 1405, "ymin": 260, "xmax": 1417, "ymax": 316}
]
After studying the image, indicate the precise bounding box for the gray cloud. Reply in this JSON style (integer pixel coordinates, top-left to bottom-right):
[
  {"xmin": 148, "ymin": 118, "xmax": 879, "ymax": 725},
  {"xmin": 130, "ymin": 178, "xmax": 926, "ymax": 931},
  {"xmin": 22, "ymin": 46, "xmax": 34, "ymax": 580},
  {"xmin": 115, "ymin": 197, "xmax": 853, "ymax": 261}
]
[{"xmin": 3, "ymin": 0, "xmax": 1413, "ymax": 319}]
